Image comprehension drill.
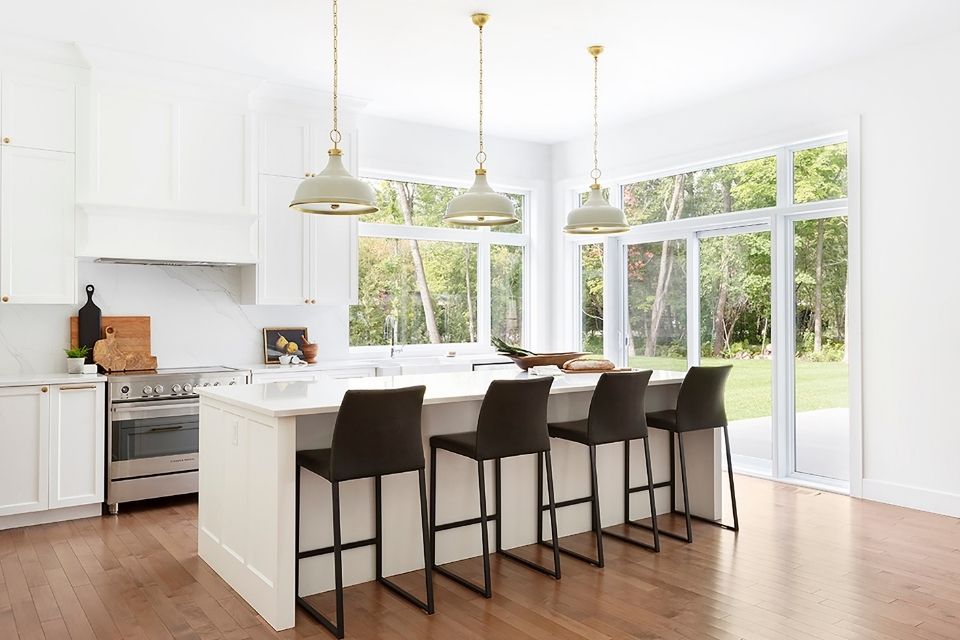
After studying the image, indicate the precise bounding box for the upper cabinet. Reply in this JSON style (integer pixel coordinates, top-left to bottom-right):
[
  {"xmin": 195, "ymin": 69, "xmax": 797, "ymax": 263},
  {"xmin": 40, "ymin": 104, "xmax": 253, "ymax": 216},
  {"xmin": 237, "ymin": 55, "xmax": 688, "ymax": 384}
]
[
  {"xmin": 85, "ymin": 86, "xmax": 254, "ymax": 214},
  {"xmin": 260, "ymin": 115, "xmax": 313, "ymax": 179},
  {"xmin": 0, "ymin": 75, "xmax": 75, "ymax": 153},
  {"xmin": 0, "ymin": 71, "xmax": 77, "ymax": 305}
]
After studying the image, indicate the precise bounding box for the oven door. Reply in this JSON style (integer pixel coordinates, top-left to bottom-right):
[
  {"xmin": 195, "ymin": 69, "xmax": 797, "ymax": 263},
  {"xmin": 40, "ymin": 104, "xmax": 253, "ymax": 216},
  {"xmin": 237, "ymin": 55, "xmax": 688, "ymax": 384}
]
[{"xmin": 110, "ymin": 400, "xmax": 199, "ymax": 479}]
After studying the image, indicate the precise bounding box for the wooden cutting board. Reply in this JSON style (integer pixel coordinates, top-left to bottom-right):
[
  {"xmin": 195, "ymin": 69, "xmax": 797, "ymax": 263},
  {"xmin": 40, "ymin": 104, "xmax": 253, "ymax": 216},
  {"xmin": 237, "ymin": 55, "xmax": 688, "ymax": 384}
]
[{"xmin": 70, "ymin": 316, "xmax": 152, "ymax": 357}]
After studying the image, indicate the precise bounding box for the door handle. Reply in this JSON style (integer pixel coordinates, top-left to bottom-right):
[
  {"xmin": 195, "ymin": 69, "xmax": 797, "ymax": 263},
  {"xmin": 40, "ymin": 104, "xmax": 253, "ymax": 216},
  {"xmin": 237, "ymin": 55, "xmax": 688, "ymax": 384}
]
[
  {"xmin": 60, "ymin": 385, "xmax": 98, "ymax": 391},
  {"xmin": 148, "ymin": 426, "xmax": 184, "ymax": 433}
]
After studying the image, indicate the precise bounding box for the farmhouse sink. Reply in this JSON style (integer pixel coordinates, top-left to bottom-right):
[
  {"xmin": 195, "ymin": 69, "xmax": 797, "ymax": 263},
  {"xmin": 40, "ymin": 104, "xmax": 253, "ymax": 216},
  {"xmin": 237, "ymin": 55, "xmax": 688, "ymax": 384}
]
[{"xmin": 373, "ymin": 356, "xmax": 473, "ymax": 376}]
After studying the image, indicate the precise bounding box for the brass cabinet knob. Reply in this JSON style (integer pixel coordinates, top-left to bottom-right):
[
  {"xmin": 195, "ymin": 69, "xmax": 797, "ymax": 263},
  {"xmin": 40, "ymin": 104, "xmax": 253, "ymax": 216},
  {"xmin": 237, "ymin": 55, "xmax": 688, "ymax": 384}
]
[
  {"xmin": 2, "ymin": 137, "xmax": 9, "ymax": 144},
  {"xmin": 312, "ymin": 299, "xmax": 317, "ymax": 304},
  {"xmin": 304, "ymin": 298, "xmax": 310, "ymax": 304},
  {"xmin": 1, "ymin": 295, "xmax": 8, "ymax": 302},
  {"xmin": 41, "ymin": 387, "xmax": 48, "ymax": 393}
]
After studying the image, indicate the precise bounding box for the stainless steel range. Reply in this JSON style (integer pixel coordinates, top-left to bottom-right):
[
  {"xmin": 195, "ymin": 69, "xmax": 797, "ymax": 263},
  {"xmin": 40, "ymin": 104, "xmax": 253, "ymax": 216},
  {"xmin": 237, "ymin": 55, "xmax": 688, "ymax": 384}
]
[{"xmin": 106, "ymin": 366, "xmax": 248, "ymax": 514}]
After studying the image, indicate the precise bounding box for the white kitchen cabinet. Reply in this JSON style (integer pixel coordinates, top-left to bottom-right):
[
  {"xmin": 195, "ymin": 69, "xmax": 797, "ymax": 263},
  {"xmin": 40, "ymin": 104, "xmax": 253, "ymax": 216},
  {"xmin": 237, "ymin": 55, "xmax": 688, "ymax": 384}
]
[
  {"xmin": 245, "ymin": 174, "xmax": 357, "ymax": 306},
  {"xmin": 259, "ymin": 115, "xmax": 313, "ymax": 179},
  {"xmin": 0, "ymin": 386, "xmax": 50, "ymax": 516},
  {"xmin": 1, "ymin": 75, "xmax": 75, "ymax": 153},
  {"xmin": 0, "ymin": 146, "xmax": 76, "ymax": 304},
  {"xmin": 49, "ymin": 383, "xmax": 105, "ymax": 509}
]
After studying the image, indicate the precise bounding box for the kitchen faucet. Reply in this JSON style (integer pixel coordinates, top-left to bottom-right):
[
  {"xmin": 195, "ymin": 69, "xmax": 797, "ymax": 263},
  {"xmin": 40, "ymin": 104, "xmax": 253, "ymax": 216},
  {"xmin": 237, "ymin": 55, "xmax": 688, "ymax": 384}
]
[{"xmin": 384, "ymin": 314, "xmax": 404, "ymax": 358}]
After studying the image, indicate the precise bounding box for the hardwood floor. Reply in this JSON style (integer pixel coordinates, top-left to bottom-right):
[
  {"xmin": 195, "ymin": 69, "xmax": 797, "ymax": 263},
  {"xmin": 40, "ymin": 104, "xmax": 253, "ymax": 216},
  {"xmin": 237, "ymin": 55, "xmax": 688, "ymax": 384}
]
[{"xmin": 1, "ymin": 476, "xmax": 959, "ymax": 639}]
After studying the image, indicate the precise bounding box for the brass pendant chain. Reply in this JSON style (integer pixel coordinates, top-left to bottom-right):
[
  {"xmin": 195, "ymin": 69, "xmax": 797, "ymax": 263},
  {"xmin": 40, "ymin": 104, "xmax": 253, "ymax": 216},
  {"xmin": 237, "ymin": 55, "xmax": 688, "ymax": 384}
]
[
  {"xmin": 591, "ymin": 50, "xmax": 601, "ymax": 185},
  {"xmin": 476, "ymin": 20, "xmax": 486, "ymax": 170},
  {"xmin": 330, "ymin": 0, "xmax": 342, "ymax": 150}
]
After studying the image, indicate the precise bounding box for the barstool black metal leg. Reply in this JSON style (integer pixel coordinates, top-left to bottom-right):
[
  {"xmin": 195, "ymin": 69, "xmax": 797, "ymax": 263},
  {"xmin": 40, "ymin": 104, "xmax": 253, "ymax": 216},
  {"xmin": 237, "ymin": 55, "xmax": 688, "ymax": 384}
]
[
  {"xmin": 643, "ymin": 438, "xmax": 661, "ymax": 552},
  {"xmin": 418, "ymin": 468, "xmax": 436, "ymax": 613},
  {"xmin": 589, "ymin": 444, "xmax": 605, "ymax": 568},
  {"xmin": 669, "ymin": 432, "xmax": 677, "ymax": 512},
  {"xmin": 536, "ymin": 451, "xmax": 544, "ymax": 543},
  {"xmin": 496, "ymin": 454, "xmax": 561, "ymax": 580},
  {"xmin": 477, "ymin": 461, "xmax": 492, "ymax": 597},
  {"xmin": 295, "ymin": 479, "xmax": 345, "ymax": 638},
  {"xmin": 429, "ymin": 447, "xmax": 437, "ymax": 574},
  {"xmin": 677, "ymin": 433, "xmax": 693, "ymax": 543},
  {"xmin": 623, "ymin": 440, "xmax": 630, "ymax": 528},
  {"xmin": 494, "ymin": 458, "xmax": 503, "ymax": 553},
  {"xmin": 374, "ymin": 475, "xmax": 383, "ymax": 580},
  {"xmin": 723, "ymin": 425, "xmax": 740, "ymax": 532},
  {"xmin": 544, "ymin": 452, "xmax": 562, "ymax": 579}
]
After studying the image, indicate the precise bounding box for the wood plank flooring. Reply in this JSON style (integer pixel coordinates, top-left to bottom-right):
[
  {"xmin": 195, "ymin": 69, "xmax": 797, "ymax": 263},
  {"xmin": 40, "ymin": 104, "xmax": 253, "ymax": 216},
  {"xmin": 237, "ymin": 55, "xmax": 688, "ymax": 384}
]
[{"xmin": 1, "ymin": 476, "xmax": 959, "ymax": 639}]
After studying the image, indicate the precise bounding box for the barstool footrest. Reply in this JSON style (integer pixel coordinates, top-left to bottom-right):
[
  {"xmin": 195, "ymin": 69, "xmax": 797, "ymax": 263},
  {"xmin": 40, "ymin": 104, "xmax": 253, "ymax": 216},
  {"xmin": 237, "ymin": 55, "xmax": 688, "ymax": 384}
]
[
  {"xmin": 540, "ymin": 495, "xmax": 592, "ymax": 511},
  {"xmin": 377, "ymin": 576, "xmax": 434, "ymax": 613},
  {"xmin": 297, "ymin": 595, "xmax": 344, "ymax": 639},
  {"xmin": 298, "ymin": 537, "xmax": 377, "ymax": 559},
  {"xmin": 629, "ymin": 519, "xmax": 691, "ymax": 543},
  {"xmin": 433, "ymin": 513, "xmax": 498, "ymax": 533},
  {"xmin": 433, "ymin": 563, "xmax": 491, "ymax": 598},
  {"xmin": 537, "ymin": 540, "xmax": 602, "ymax": 567},
  {"xmin": 627, "ymin": 480, "xmax": 673, "ymax": 494},
  {"xmin": 497, "ymin": 548, "xmax": 561, "ymax": 579}
]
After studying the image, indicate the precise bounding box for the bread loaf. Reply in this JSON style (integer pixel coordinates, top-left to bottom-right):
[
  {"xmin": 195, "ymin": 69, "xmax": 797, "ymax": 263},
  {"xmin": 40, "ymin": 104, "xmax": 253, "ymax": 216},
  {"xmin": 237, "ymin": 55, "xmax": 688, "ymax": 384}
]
[{"xmin": 562, "ymin": 358, "xmax": 616, "ymax": 372}]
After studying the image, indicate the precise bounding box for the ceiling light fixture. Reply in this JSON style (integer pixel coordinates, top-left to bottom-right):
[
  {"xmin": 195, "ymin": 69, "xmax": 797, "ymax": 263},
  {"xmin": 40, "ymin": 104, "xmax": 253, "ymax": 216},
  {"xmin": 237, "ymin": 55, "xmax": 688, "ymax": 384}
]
[
  {"xmin": 444, "ymin": 13, "xmax": 519, "ymax": 227},
  {"xmin": 564, "ymin": 45, "xmax": 629, "ymax": 235},
  {"xmin": 290, "ymin": 0, "xmax": 377, "ymax": 215}
]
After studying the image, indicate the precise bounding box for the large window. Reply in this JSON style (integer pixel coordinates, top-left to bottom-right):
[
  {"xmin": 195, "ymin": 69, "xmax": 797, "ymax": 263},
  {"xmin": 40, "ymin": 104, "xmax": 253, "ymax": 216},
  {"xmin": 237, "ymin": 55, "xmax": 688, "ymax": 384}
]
[
  {"xmin": 571, "ymin": 138, "xmax": 854, "ymax": 487},
  {"xmin": 351, "ymin": 177, "xmax": 528, "ymax": 348}
]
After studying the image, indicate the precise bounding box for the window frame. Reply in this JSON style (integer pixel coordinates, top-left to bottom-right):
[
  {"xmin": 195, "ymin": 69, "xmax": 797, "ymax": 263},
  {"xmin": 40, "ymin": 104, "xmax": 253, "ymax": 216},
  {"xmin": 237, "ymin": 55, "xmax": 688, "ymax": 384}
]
[
  {"xmin": 351, "ymin": 170, "xmax": 531, "ymax": 355},
  {"xmin": 565, "ymin": 128, "xmax": 861, "ymax": 497}
]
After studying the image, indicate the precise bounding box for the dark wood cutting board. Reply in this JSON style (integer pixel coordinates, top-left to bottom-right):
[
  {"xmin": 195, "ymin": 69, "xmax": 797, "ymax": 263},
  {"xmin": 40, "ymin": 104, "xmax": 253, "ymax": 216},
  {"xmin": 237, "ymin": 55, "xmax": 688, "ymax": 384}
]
[{"xmin": 77, "ymin": 285, "xmax": 101, "ymax": 363}]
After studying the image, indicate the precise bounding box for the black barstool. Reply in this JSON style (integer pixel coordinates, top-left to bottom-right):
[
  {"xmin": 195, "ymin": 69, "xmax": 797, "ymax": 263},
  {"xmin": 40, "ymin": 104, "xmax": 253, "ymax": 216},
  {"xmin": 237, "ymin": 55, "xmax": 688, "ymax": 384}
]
[
  {"xmin": 645, "ymin": 365, "xmax": 738, "ymax": 543},
  {"xmin": 543, "ymin": 370, "xmax": 661, "ymax": 568},
  {"xmin": 429, "ymin": 377, "xmax": 561, "ymax": 598},
  {"xmin": 295, "ymin": 386, "xmax": 433, "ymax": 639}
]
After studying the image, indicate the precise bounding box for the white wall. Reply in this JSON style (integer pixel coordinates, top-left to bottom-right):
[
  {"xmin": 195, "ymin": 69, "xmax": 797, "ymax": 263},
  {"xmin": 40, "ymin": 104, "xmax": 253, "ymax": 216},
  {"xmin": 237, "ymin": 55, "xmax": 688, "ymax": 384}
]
[
  {"xmin": 358, "ymin": 115, "xmax": 554, "ymax": 351},
  {"xmin": 551, "ymin": 30, "xmax": 960, "ymax": 516},
  {"xmin": 0, "ymin": 115, "xmax": 551, "ymax": 374}
]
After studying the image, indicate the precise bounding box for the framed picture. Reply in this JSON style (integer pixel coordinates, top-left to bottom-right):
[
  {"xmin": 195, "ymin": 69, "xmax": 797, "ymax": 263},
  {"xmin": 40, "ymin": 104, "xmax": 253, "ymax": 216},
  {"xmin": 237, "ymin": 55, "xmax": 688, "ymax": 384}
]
[{"xmin": 262, "ymin": 327, "xmax": 308, "ymax": 364}]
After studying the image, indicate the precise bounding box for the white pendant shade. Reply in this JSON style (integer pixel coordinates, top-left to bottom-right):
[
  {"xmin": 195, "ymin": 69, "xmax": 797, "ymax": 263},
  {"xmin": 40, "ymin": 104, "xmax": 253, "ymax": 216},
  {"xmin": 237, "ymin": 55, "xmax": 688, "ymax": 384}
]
[
  {"xmin": 564, "ymin": 184, "xmax": 629, "ymax": 234},
  {"xmin": 289, "ymin": 151, "xmax": 378, "ymax": 215},
  {"xmin": 444, "ymin": 170, "xmax": 518, "ymax": 226}
]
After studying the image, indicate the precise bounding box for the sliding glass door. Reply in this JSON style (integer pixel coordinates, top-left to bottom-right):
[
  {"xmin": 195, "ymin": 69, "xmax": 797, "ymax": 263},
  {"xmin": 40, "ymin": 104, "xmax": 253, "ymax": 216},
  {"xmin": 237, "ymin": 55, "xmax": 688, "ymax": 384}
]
[
  {"xmin": 791, "ymin": 216, "xmax": 849, "ymax": 480},
  {"xmin": 699, "ymin": 228, "xmax": 773, "ymax": 474}
]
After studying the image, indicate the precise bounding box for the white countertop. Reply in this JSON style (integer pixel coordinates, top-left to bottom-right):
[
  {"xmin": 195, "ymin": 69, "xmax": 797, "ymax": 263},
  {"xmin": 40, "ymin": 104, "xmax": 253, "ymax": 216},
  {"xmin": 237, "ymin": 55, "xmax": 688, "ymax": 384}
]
[
  {"xmin": 235, "ymin": 353, "xmax": 513, "ymax": 376},
  {"xmin": 0, "ymin": 372, "xmax": 107, "ymax": 388},
  {"xmin": 200, "ymin": 368, "xmax": 686, "ymax": 418}
]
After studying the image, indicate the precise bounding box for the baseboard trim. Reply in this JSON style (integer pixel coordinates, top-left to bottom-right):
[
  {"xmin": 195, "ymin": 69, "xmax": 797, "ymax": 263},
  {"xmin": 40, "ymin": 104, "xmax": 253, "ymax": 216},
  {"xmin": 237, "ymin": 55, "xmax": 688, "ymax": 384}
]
[
  {"xmin": 0, "ymin": 503, "xmax": 103, "ymax": 531},
  {"xmin": 862, "ymin": 479, "xmax": 960, "ymax": 518}
]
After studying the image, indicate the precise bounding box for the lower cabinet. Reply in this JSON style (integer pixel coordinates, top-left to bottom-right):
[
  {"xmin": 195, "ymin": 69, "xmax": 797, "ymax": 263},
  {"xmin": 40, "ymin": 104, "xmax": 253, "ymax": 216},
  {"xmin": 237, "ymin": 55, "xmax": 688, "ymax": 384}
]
[{"xmin": 0, "ymin": 382, "xmax": 105, "ymax": 519}]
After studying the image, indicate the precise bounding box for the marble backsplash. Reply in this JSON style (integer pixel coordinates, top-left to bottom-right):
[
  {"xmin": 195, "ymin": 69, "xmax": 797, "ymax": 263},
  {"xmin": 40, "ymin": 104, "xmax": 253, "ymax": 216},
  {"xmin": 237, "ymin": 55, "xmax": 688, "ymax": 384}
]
[{"xmin": 0, "ymin": 262, "xmax": 348, "ymax": 375}]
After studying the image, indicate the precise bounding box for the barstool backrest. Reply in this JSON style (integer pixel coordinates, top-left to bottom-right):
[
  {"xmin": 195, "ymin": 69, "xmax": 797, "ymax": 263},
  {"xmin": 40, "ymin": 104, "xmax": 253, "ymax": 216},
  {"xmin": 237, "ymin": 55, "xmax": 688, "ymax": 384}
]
[
  {"xmin": 330, "ymin": 385, "xmax": 427, "ymax": 481},
  {"xmin": 676, "ymin": 366, "xmax": 732, "ymax": 430},
  {"xmin": 587, "ymin": 370, "xmax": 654, "ymax": 443},
  {"xmin": 475, "ymin": 377, "xmax": 554, "ymax": 460}
]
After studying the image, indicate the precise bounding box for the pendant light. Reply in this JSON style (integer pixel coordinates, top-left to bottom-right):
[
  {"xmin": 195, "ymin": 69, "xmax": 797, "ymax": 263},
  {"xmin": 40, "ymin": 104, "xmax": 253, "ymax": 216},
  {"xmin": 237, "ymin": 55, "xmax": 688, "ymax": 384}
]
[
  {"xmin": 564, "ymin": 46, "xmax": 629, "ymax": 235},
  {"xmin": 444, "ymin": 13, "xmax": 519, "ymax": 227},
  {"xmin": 290, "ymin": 0, "xmax": 378, "ymax": 215}
]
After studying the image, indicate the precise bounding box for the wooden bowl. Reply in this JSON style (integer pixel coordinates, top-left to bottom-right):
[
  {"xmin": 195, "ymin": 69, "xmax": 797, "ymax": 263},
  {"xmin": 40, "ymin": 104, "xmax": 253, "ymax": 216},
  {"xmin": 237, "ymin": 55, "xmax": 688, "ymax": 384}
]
[{"xmin": 504, "ymin": 352, "xmax": 588, "ymax": 370}]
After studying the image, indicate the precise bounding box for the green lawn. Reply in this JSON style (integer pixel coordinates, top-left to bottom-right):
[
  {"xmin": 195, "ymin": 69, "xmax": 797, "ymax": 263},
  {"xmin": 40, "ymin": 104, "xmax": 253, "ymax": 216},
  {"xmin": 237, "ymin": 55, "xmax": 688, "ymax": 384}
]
[{"xmin": 627, "ymin": 356, "xmax": 848, "ymax": 421}]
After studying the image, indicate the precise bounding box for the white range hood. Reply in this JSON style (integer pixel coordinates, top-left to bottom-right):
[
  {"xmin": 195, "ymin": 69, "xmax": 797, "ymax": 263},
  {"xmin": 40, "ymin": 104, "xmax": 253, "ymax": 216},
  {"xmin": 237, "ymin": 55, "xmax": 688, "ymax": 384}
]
[{"xmin": 75, "ymin": 203, "xmax": 259, "ymax": 265}]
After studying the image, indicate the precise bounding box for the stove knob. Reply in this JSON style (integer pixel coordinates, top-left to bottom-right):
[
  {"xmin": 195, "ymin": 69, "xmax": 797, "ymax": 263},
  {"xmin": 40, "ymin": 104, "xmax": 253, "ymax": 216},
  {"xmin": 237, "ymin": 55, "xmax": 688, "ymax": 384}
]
[
  {"xmin": 142, "ymin": 385, "xmax": 153, "ymax": 395},
  {"xmin": 172, "ymin": 384, "xmax": 182, "ymax": 394},
  {"xmin": 120, "ymin": 385, "xmax": 130, "ymax": 394},
  {"xmin": 154, "ymin": 385, "xmax": 164, "ymax": 394},
  {"xmin": 229, "ymin": 380, "xmax": 237, "ymax": 385},
  {"xmin": 202, "ymin": 382, "xmax": 210, "ymax": 387},
  {"xmin": 183, "ymin": 383, "xmax": 193, "ymax": 393},
  {"xmin": 213, "ymin": 381, "xmax": 221, "ymax": 386}
]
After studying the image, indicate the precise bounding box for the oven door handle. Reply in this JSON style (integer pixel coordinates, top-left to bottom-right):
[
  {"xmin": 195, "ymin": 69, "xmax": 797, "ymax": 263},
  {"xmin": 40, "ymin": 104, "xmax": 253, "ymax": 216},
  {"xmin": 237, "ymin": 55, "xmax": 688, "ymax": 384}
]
[{"xmin": 112, "ymin": 402, "xmax": 199, "ymax": 421}]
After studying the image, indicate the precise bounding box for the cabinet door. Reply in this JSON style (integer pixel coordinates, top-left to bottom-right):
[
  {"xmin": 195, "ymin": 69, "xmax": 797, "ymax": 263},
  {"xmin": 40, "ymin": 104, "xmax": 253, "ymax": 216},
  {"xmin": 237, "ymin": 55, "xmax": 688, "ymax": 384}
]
[
  {"xmin": 1, "ymin": 75, "xmax": 75, "ymax": 153},
  {"xmin": 260, "ymin": 115, "xmax": 311, "ymax": 179},
  {"xmin": 180, "ymin": 103, "xmax": 252, "ymax": 212},
  {"xmin": 309, "ymin": 215, "xmax": 357, "ymax": 306},
  {"xmin": 0, "ymin": 147, "xmax": 77, "ymax": 304},
  {"xmin": 0, "ymin": 386, "xmax": 49, "ymax": 516},
  {"xmin": 49, "ymin": 384, "xmax": 105, "ymax": 509},
  {"xmin": 257, "ymin": 175, "xmax": 311, "ymax": 305}
]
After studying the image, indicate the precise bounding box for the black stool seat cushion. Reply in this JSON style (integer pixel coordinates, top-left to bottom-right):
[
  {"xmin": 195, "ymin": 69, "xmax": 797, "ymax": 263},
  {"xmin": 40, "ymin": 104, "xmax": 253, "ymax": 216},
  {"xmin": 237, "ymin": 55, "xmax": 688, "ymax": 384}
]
[
  {"xmin": 547, "ymin": 420, "xmax": 591, "ymax": 445},
  {"xmin": 297, "ymin": 448, "xmax": 333, "ymax": 480},
  {"xmin": 430, "ymin": 432, "xmax": 481, "ymax": 460},
  {"xmin": 646, "ymin": 410, "xmax": 679, "ymax": 431}
]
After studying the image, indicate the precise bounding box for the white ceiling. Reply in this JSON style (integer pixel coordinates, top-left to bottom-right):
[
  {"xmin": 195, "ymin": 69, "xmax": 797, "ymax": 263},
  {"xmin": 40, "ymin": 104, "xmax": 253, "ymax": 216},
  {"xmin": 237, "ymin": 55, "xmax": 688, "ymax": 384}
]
[{"xmin": 3, "ymin": 0, "xmax": 960, "ymax": 143}]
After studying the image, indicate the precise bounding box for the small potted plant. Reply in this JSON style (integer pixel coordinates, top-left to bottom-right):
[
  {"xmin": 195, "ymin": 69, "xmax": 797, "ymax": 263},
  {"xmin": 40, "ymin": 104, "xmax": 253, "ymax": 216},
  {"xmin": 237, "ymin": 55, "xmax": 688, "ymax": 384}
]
[{"xmin": 64, "ymin": 345, "xmax": 90, "ymax": 374}]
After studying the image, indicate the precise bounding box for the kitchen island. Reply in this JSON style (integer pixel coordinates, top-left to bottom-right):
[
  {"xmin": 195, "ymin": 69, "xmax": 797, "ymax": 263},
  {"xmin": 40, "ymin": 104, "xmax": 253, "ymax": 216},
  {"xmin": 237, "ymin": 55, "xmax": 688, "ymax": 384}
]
[{"xmin": 198, "ymin": 369, "xmax": 721, "ymax": 631}]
